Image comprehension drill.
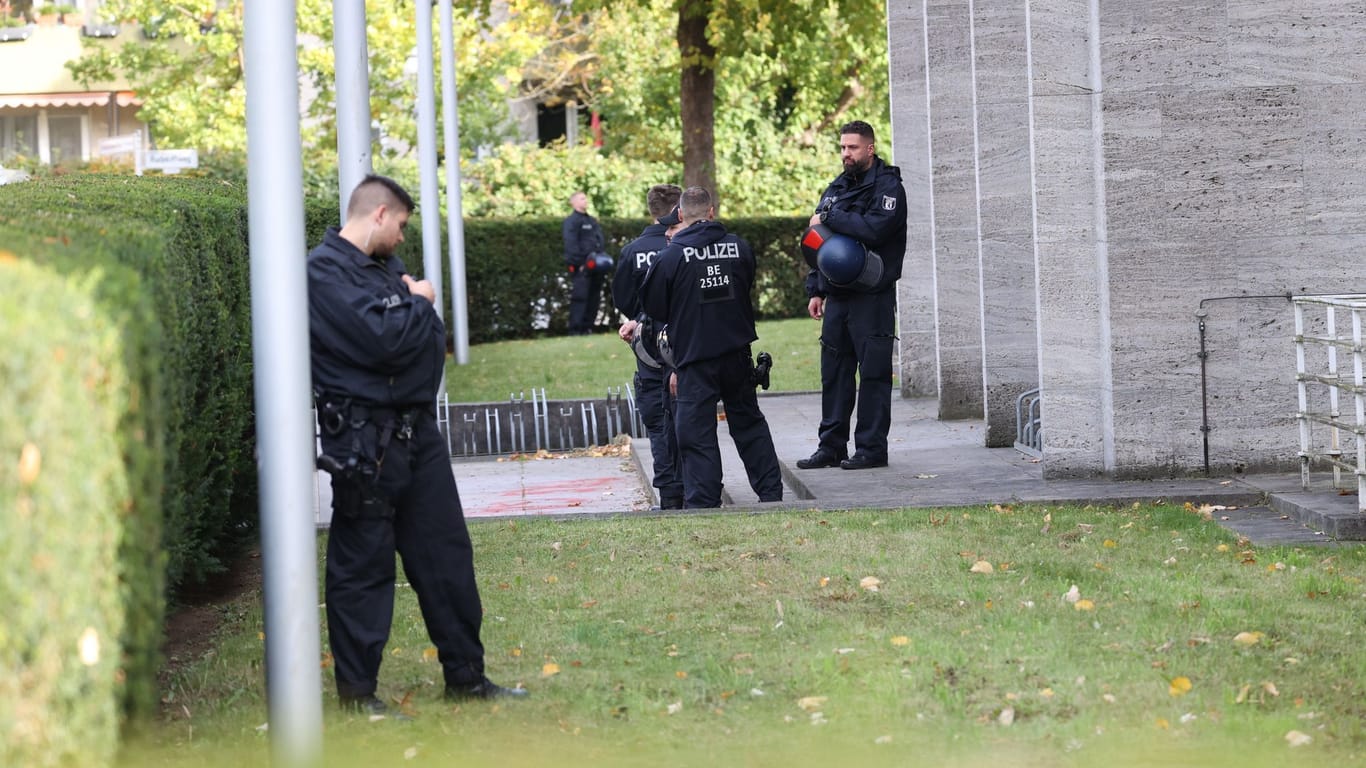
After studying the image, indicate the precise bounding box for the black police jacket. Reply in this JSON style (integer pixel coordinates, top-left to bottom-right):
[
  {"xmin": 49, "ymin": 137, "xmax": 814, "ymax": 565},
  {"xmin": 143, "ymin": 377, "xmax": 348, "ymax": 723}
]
[
  {"xmin": 561, "ymin": 209, "xmax": 605, "ymax": 267},
  {"xmin": 612, "ymin": 221, "xmax": 669, "ymax": 318},
  {"xmin": 639, "ymin": 220, "xmax": 758, "ymax": 369},
  {"xmin": 612, "ymin": 222, "xmax": 671, "ymax": 360},
  {"xmin": 308, "ymin": 227, "xmax": 445, "ymax": 406},
  {"xmin": 805, "ymin": 155, "xmax": 908, "ymax": 298}
]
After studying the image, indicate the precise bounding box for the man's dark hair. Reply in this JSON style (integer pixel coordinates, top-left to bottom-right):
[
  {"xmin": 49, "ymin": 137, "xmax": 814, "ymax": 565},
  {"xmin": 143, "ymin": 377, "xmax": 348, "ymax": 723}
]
[
  {"xmin": 839, "ymin": 120, "xmax": 876, "ymax": 142},
  {"xmin": 647, "ymin": 184, "xmax": 683, "ymax": 220},
  {"xmin": 347, "ymin": 174, "xmax": 416, "ymax": 220},
  {"xmin": 679, "ymin": 186, "xmax": 713, "ymax": 222}
]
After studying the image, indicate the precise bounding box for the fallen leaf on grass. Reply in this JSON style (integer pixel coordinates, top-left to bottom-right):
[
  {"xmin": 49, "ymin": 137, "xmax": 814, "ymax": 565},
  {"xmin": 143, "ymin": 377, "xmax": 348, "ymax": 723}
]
[
  {"xmin": 890, "ymin": 636, "xmax": 909, "ymax": 646},
  {"xmin": 859, "ymin": 576, "xmax": 882, "ymax": 592},
  {"xmin": 1073, "ymin": 599, "xmax": 1095, "ymax": 611},
  {"xmin": 1168, "ymin": 676, "xmax": 1192, "ymax": 697},
  {"xmin": 1285, "ymin": 730, "xmax": 1312, "ymax": 747},
  {"xmin": 969, "ymin": 560, "xmax": 994, "ymax": 574},
  {"xmin": 422, "ymin": 647, "xmax": 438, "ymax": 663},
  {"xmin": 796, "ymin": 696, "xmax": 827, "ymax": 712},
  {"xmin": 998, "ymin": 706, "xmax": 1015, "ymax": 726},
  {"xmin": 1233, "ymin": 631, "xmax": 1265, "ymax": 646},
  {"xmin": 17, "ymin": 442, "xmax": 41, "ymax": 485},
  {"xmin": 541, "ymin": 663, "xmax": 560, "ymax": 678},
  {"xmin": 1063, "ymin": 585, "xmax": 1081, "ymax": 603},
  {"xmin": 818, "ymin": 576, "xmax": 830, "ymax": 587},
  {"xmin": 666, "ymin": 702, "xmax": 683, "ymax": 715}
]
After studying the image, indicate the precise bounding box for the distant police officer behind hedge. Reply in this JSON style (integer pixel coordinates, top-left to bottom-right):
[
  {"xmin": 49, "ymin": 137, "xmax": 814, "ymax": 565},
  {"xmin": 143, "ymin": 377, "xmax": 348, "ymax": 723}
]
[
  {"xmin": 640, "ymin": 186, "xmax": 783, "ymax": 508},
  {"xmin": 308, "ymin": 174, "xmax": 527, "ymax": 716},
  {"xmin": 798, "ymin": 121, "xmax": 908, "ymax": 471},
  {"xmin": 612, "ymin": 183, "xmax": 685, "ymax": 509},
  {"xmin": 562, "ymin": 191, "xmax": 608, "ymax": 335}
]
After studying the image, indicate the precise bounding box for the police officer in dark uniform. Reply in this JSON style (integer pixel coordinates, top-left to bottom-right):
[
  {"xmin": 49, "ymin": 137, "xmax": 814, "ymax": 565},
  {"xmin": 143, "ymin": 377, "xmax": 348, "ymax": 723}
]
[
  {"xmin": 640, "ymin": 186, "xmax": 783, "ymax": 508},
  {"xmin": 308, "ymin": 175, "xmax": 527, "ymax": 715},
  {"xmin": 796, "ymin": 121, "xmax": 908, "ymax": 471},
  {"xmin": 612, "ymin": 184, "xmax": 685, "ymax": 509},
  {"xmin": 562, "ymin": 190, "xmax": 608, "ymax": 335}
]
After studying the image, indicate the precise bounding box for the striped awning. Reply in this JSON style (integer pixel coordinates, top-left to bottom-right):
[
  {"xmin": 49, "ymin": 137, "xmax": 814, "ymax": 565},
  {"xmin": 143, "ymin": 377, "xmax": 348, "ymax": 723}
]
[{"xmin": 0, "ymin": 91, "xmax": 140, "ymax": 109}]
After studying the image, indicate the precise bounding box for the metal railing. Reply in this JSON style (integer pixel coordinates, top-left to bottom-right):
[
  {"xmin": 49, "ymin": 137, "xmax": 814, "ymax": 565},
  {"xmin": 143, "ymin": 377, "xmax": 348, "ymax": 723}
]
[
  {"xmin": 1014, "ymin": 387, "xmax": 1042, "ymax": 458},
  {"xmin": 436, "ymin": 384, "xmax": 645, "ymax": 458},
  {"xmin": 1293, "ymin": 294, "xmax": 1366, "ymax": 511}
]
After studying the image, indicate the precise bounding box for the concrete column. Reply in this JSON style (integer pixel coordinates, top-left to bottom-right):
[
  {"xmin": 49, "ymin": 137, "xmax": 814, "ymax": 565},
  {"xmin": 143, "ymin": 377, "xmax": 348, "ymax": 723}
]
[
  {"xmin": 1027, "ymin": 0, "xmax": 1113, "ymax": 477},
  {"xmin": 927, "ymin": 0, "xmax": 985, "ymax": 420},
  {"xmin": 971, "ymin": 0, "xmax": 1038, "ymax": 447},
  {"xmin": 886, "ymin": 0, "xmax": 938, "ymax": 399}
]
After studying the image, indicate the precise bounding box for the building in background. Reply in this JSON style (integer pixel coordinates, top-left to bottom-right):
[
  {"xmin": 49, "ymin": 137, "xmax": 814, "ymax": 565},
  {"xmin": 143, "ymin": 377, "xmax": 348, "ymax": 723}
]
[{"xmin": 0, "ymin": 0, "xmax": 142, "ymax": 166}]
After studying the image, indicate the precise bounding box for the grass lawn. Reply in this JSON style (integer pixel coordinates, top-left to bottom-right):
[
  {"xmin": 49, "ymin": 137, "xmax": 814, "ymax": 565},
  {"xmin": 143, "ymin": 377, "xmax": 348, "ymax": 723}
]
[
  {"xmin": 446, "ymin": 316, "xmax": 824, "ymax": 402},
  {"xmin": 123, "ymin": 503, "xmax": 1366, "ymax": 767}
]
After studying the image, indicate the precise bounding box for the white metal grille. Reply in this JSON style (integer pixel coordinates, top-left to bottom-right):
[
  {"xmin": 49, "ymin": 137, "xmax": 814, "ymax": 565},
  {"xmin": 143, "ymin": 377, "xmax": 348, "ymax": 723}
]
[{"xmin": 1293, "ymin": 294, "xmax": 1366, "ymax": 511}]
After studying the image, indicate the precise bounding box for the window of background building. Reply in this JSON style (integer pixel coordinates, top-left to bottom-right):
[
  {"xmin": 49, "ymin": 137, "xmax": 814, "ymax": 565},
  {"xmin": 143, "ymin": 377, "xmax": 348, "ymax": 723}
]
[
  {"xmin": 0, "ymin": 114, "xmax": 38, "ymax": 163},
  {"xmin": 48, "ymin": 114, "xmax": 86, "ymax": 164}
]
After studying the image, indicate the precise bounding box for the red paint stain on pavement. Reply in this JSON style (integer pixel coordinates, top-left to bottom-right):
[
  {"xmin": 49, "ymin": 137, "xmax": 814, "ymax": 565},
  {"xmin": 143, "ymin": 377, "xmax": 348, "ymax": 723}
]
[{"xmin": 466, "ymin": 477, "xmax": 635, "ymax": 517}]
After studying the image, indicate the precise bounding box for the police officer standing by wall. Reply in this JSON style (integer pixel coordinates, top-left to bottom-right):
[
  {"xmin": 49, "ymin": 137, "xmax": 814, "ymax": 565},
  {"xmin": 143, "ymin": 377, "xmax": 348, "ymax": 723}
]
[
  {"xmin": 612, "ymin": 184, "xmax": 685, "ymax": 509},
  {"xmin": 640, "ymin": 186, "xmax": 783, "ymax": 508},
  {"xmin": 562, "ymin": 190, "xmax": 608, "ymax": 335},
  {"xmin": 797, "ymin": 121, "xmax": 908, "ymax": 471},
  {"xmin": 309, "ymin": 175, "xmax": 527, "ymax": 715}
]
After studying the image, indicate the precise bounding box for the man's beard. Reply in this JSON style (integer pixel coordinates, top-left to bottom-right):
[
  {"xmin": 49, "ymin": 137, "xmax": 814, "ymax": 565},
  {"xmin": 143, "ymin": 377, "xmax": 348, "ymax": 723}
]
[{"xmin": 842, "ymin": 156, "xmax": 872, "ymax": 176}]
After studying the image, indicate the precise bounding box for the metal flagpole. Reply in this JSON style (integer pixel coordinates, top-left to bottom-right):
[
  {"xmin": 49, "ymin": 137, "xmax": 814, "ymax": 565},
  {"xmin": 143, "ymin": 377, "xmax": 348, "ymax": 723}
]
[
  {"xmin": 415, "ymin": 0, "xmax": 444, "ymax": 320},
  {"xmin": 332, "ymin": 0, "xmax": 372, "ymax": 217},
  {"xmin": 439, "ymin": 0, "xmax": 470, "ymax": 364},
  {"xmin": 243, "ymin": 0, "xmax": 323, "ymax": 763}
]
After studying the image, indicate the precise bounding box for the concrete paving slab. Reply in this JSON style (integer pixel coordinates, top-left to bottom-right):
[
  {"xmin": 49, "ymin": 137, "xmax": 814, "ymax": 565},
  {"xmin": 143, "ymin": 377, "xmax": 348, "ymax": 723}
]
[
  {"xmin": 314, "ymin": 452, "xmax": 650, "ymax": 527},
  {"xmin": 456, "ymin": 454, "xmax": 650, "ymax": 518}
]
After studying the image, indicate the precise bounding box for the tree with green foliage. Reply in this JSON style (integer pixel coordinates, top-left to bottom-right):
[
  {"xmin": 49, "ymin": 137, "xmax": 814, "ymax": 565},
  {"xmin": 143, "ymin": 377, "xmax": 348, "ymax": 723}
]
[
  {"xmin": 68, "ymin": 0, "xmax": 561, "ymax": 190},
  {"xmin": 564, "ymin": 0, "xmax": 889, "ymax": 201},
  {"xmin": 67, "ymin": 0, "xmax": 889, "ymax": 216}
]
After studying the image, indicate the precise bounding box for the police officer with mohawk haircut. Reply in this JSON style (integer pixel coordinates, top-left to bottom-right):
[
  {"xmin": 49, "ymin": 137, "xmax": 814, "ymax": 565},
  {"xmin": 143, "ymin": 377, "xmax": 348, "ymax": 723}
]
[
  {"xmin": 612, "ymin": 183, "xmax": 685, "ymax": 509},
  {"xmin": 308, "ymin": 174, "xmax": 527, "ymax": 716},
  {"xmin": 640, "ymin": 186, "xmax": 783, "ymax": 509}
]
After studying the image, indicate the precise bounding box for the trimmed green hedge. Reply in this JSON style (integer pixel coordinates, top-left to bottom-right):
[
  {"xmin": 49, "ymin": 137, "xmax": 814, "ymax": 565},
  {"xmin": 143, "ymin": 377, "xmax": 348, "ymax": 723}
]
[
  {"xmin": 1, "ymin": 255, "xmax": 134, "ymax": 767},
  {"xmin": 305, "ymin": 211, "xmax": 812, "ymax": 344},
  {"xmin": 0, "ymin": 176, "xmax": 256, "ymax": 739}
]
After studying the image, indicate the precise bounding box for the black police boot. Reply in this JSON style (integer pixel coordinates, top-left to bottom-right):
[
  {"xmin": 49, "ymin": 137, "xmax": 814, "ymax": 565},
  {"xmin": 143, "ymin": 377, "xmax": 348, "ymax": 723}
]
[
  {"xmin": 339, "ymin": 693, "xmax": 411, "ymax": 720},
  {"xmin": 655, "ymin": 495, "xmax": 684, "ymax": 510},
  {"xmin": 445, "ymin": 677, "xmax": 529, "ymax": 701},
  {"xmin": 840, "ymin": 454, "xmax": 888, "ymax": 470},
  {"xmin": 796, "ymin": 448, "xmax": 846, "ymax": 469}
]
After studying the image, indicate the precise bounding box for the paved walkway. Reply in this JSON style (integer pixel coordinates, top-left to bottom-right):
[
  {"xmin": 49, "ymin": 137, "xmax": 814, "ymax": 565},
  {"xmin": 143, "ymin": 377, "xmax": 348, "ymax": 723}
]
[{"xmin": 318, "ymin": 393, "xmax": 1363, "ymax": 547}]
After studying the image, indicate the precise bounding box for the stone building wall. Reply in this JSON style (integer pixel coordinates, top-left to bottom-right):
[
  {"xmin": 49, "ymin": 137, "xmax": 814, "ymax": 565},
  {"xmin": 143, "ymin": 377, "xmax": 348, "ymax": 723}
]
[{"xmin": 886, "ymin": 0, "xmax": 1366, "ymax": 478}]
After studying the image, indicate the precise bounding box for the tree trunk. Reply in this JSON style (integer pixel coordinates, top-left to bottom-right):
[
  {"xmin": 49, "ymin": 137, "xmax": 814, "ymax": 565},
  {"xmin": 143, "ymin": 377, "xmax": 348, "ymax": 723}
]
[{"xmin": 677, "ymin": 0, "xmax": 715, "ymax": 202}]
